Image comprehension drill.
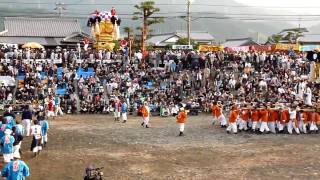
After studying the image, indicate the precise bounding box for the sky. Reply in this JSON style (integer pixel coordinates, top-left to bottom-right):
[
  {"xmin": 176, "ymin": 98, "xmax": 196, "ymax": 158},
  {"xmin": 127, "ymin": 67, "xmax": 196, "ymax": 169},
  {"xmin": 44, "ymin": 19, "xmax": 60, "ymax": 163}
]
[{"xmin": 234, "ymin": 0, "xmax": 320, "ymax": 14}]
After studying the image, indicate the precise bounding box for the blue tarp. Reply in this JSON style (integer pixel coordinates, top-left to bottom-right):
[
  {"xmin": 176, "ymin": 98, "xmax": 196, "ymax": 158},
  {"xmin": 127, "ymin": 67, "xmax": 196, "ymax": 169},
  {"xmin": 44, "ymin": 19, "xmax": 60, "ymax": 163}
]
[
  {"xmin": 55, "ymin": 88, "xmax": 67, "ymax": 95},
  {"xmin": 57, "ymin": 67, "xmax": 63, "ymax": 80},
  {"xmin": 146, "ymin": 81, "xmax": 153, "ymax": 89},
  {"xmin": 17, "ymin": 76, "xmax": 25, "ymax": 81},
  {"xmin": 76, "ymin": 68, "xmax": 94, "ymax": 79},
  {"xmin": 40, "ymin": 72, "xmax": 47, "ymax": 79},
  {"xmin": 300, "ymin": 45, "xmax": 320, "ymax": 52}
]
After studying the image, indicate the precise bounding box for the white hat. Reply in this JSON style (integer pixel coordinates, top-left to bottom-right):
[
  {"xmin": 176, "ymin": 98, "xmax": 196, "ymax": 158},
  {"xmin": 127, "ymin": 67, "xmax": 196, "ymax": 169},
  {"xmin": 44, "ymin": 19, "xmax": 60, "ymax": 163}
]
[
  {"xmin": 4, "ymin": 129, "xmax": 12, "ymax": 135},
  {"xmin": 180, "ymin": 107, "xmax": 185, "ymax": 111}
]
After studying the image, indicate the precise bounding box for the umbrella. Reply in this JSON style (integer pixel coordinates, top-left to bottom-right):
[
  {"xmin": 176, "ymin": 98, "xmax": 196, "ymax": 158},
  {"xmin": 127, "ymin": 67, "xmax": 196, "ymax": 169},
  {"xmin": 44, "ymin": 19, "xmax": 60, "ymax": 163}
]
[{"xmin": 22, "ymin": 42, "xmax": 44, "ymax": 49}]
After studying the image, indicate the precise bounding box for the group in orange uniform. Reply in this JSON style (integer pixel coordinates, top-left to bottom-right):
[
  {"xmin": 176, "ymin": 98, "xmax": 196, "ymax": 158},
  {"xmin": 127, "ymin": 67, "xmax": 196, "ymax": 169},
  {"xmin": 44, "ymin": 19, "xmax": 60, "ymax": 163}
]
[
  {"xmin": 223, "ymin": 103, "xmax": 320, "ymax": 134},
  {"xmin": 139, "ymin": 101, "xmax": 189, "ymax": 136}
]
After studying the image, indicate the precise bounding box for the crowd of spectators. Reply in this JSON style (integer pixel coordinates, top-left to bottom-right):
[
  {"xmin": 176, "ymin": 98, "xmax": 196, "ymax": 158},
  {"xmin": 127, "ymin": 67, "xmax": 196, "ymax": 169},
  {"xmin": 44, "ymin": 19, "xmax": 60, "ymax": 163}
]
[{"xmin": 0, "ymin": 44, "xmax": 319, "ymax": 116}]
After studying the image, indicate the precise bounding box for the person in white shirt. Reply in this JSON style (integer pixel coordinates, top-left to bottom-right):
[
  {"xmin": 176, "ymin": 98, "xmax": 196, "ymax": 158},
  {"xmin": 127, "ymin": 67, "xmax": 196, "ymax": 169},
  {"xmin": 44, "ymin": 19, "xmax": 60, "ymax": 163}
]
[
  {"xmin": 304, "ymin": 85, "xmax": 312, "ymax": 106},
  {"xmin": 135, "ymin": 51, "xmax": 143, "ymax": 63},
  {"xmin": 171, "ymin": 105, "xmax": 178, "ymax": 116},
  {"xmin": 288, "ymin": 107, "xmax": 300, "ymax": 134},
  {"xmin": 295, "ymin": 80, "xmax": 306, "ymax": 100},
  {"xmin": 258, "ymin": 79, "xmax": 267, "ymax": 91},
  {"xmin": 30, "ymin": 120, "xmax": 42, "ymax": 157}
]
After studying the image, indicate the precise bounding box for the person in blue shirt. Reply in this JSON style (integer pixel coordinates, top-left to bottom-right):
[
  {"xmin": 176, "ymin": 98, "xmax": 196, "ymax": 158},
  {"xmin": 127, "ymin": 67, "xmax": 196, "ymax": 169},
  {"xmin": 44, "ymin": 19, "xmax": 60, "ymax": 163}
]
[
  {"xmin": 0, "ymin": 118, "xmax": 12, "ymax": 142},
  {"xmin": 5, "ymin": 116, "xmax": 15, "ymax": 130},
  {"xmin": 121, "ymin": 101, "xmax": 128, "ymax": 123},
  {"xmin": 39, "ymin": 116, "xmax": 49, "ymax": 147},
  {"xmin": 1, "ymin": 129, "xmax": 15, "ymax": 163},
  {"xmin": 54, "ymin": 95, "xmax": 63, "ymax": 117},
  {"xmin": 14, "ymin": 121, "xmax": 24, "ymax": 137},
  {"xmin": 2, "ymin": 158, "xmax": 30, "ymax": 180}
]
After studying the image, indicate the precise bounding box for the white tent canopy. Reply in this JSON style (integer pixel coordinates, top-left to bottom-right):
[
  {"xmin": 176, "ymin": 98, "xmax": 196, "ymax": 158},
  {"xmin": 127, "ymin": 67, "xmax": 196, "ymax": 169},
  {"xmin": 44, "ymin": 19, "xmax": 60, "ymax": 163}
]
[{"xmin": 0, "ymin": 76, "xmax": 16, "ymax": 86}]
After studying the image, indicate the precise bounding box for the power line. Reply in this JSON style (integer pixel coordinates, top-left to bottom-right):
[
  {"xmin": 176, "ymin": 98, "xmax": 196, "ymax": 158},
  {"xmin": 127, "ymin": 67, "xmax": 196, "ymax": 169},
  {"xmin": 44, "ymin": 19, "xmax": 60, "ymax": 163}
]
[
  {"xmin": 2, "ymin": 14, "xmax": 320, "ymax": 22},
  {"xmin": 1, "ymin": 1, "xmax": 320, "ymax": 9},
  {"xmin": 5, "ymin": 10, "xmax": 320, "ymax": 18}
]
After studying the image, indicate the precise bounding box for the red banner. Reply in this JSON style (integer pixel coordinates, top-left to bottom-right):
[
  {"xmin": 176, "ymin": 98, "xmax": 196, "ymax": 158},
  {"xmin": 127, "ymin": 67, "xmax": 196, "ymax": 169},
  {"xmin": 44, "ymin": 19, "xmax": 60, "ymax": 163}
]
[{"xmin": 250, "ymin": 45, "xmax": 272, "ymax": 52}]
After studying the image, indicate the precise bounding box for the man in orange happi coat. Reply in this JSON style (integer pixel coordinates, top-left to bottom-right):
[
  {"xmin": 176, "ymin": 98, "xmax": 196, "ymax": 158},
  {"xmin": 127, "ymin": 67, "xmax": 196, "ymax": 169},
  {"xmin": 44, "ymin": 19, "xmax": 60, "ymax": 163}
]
[
  {"xmin": 212, "ymin": 101, "xmax": 227, "ymax": 128},
  {"xmin": 309, "ymin": 111, "xmax": 319, "ymax": 133},
  {"xmin": 278, "ymin": 105, "xmax": 289, "ymax": 133},
  {"xmin": 227, "ymin": 105, "xmax": 239, "ymax": 134},
  {"xmin": 298, "ymin": 108, "xmax": 309, "ymax": 134},
  {"xmin": 140, "ymin": 102, "xmax": 150, "ymax": 128},
  {"xmin": 251, "ymin": 107, "xmax": 260, "ymax": 132},
  {"xmin": 239, "ymin": 105, "xmax": 250, "ymax": 131},
  {"xmin": 177, "ymin": 107, "xmax": 187, "ymax": 136},
  {"xmin": 268, "ymin": 104, "xmax": 278, "ymax": 134},
  {"xmin": 259, "ymin": 104, "xmax": 270, "ymax": 133}
]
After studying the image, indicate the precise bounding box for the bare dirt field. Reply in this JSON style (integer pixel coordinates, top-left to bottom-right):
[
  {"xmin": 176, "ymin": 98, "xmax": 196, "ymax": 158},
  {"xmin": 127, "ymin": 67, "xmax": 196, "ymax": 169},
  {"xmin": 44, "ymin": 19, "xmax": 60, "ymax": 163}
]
[{"xmin": 13, "ymin": 114, "xmax": 320, "ymax": 180}]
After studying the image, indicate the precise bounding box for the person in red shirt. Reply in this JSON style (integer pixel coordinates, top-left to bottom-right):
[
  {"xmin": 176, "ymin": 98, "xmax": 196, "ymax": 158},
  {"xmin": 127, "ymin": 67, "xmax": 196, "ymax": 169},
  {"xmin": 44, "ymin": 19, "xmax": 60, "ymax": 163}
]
[
  {"xmin": 251, "ymin": 106, "xmax": 260, "ymax": 132},
  {"xmin": 211, "ymin": 102, "xmax": 219, "ymax": 125},
  {"xmin": 278, "ymin": 106, "xmax": 289, "ymax": 133},
  {"xmin": 316, "ymin": 112, "xmax": 320, "ymax": 126},
  {"xmin": 268, "ymin": 105, "xmax": 278, "ymax": 134},
  {"xmin": 47, "ymin": 96, "xmax": 55, "ymax": 119},
  {"xmin": 111, "ymin": 7, "xmax": 116, "ymax": 16},
  {"xmin": 239, "ymin": 105, "xmax": 250, "ymax": 131},
  {"xmin": 298, "ymin": 107, "xmax": 308, "ymax": 134},
  {"xmin": 309, "ymin": 111, "xmax": 319, "ymax": 133},
  {"xmin": 227, "ymin": 105, "xmax": 239, "ymax": 134},
  {"xmin": 259, "ymin": 105, "xmax": 270, "ymax": 133}
]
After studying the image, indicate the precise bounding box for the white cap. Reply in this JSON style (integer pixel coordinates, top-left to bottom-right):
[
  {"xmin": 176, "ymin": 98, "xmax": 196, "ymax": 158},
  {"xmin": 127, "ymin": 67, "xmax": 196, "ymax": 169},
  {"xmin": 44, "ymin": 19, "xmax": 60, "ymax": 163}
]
[{"xmin": 4, "ymin": 129, "xmax": 12, "ymax": 135}]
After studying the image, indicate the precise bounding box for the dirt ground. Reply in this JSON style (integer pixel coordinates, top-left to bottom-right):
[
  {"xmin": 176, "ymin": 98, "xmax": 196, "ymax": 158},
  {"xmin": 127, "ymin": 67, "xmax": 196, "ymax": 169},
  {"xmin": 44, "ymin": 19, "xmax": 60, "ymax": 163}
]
[{"xmin": 13, "ymin": 114, "xmax": 320, "ymax": 180}]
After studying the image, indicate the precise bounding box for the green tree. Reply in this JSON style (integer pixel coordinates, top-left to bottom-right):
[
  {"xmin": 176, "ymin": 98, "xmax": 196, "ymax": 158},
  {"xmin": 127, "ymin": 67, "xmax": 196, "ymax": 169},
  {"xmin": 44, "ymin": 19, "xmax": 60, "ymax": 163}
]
[
  {"xmin": 268, "ymin": 34, "xmax": 282, "ymax": 43},
  {"xmin": 176, "ymin": 38, "xmax": 189, "ymax": 45},
  {"xmin": 113, "ymin": 40, "xmax": 120, "ymax": 51},
  {"xmin": 133, "ymin": 1, "xmax": 164, "ymax": 52},
  {"xmin": 123, "ymin": 27, "xmax": 133, "ymax": 40},
  {"xmin": 269, "ymin": 28, "xmax": 308, "ymax": 44},
  {"xmin": 176, "ymin": 38, "xmax": 197, "ymax": 49}
]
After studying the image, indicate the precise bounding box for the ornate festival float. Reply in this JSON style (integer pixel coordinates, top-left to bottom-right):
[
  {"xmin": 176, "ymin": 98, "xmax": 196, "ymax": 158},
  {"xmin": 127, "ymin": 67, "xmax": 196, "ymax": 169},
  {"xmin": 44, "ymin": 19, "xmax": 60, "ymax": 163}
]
[{"xmin": 87, "ymin": 7, "xmax": 121, "ymax": 51}]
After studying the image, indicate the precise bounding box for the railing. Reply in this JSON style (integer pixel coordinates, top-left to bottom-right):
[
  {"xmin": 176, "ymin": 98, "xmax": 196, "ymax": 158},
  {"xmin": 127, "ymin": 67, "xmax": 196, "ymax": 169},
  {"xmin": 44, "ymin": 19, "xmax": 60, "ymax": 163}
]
[{"xmin": 0, "ymin": 59, "xmax": 122, "ymax": 64}]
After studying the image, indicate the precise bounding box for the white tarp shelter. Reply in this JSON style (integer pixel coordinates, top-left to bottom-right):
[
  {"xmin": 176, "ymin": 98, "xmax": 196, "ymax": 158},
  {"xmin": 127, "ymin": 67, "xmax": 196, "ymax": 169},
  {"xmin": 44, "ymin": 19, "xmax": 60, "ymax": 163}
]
[{"xmin": 0, "ymin": 76, "xmax": 15, "ymax": 86}]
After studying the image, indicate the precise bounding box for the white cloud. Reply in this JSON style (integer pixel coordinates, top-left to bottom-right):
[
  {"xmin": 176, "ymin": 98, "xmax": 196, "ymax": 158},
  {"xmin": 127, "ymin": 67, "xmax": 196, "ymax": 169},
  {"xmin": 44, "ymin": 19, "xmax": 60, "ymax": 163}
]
[{"xmin": 234, "ymin": 0, "xmax": 320, "ymax": 14}]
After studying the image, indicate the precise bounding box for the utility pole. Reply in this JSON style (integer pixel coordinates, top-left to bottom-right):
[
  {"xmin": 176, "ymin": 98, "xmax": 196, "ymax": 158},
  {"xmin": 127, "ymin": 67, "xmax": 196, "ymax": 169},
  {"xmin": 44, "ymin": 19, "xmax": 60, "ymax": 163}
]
[
  {"xmin": 54, "ymin": 2, "xmax": 66, "ymax": 17},
  {"xmin": 187, "ymin": 0, "xmax": 191, "ymax": 46},
  {"xmin": 142, "ymin": 9, "xmax": 148, "ymax": 53},
  {"xmin": 129, "ymin": 34, "xmax": 134, "ymax": 61}
]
